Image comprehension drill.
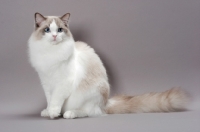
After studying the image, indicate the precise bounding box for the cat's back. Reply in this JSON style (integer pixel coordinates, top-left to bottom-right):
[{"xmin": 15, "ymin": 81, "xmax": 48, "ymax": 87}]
[
  {"xmin": 74, "ymin": 41, "xmax": 107, "ymax": 78},
  {"xmin": 75, "ymin": 41, "xmax": 95, "ymax": 54},
  {"xmin": 74, "ymin": 41, "xmax": 104, "ymax": 65}
]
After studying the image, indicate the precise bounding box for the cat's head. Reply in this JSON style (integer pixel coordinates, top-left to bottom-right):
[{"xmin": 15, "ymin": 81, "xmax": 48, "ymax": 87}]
[{"xmin": 33, "ymin": 12, "xmax": 72, "ymax": 44}]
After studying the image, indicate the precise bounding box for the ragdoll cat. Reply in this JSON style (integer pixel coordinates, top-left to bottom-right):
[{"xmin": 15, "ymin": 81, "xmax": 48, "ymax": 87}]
[{"xmin": 28, "ymin": 13, "xmax": 189, "ymax": 119}]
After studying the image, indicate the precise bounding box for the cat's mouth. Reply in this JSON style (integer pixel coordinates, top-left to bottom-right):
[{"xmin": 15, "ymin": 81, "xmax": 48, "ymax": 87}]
[
  {"xmin": 50, "ymin": 38, "xmax": 59, "ymax": 44},
  {"xmin": 51, "ymin": 41, "xmax": 59, "ymax": 45}
]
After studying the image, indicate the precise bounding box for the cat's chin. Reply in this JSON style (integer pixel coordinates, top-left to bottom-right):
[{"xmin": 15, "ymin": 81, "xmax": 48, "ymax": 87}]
[{"xmin": 50, "ymin": 40, "xmax": 62, "ymax": 45}]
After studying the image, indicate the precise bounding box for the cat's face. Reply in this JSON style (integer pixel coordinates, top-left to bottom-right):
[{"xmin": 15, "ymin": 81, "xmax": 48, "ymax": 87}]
[{"xmin": 34, "ymin": 13, "xmax": 71, "ymax": 44}]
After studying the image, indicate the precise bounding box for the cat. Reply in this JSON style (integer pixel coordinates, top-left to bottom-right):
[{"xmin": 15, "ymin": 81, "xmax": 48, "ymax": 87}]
[{"xmin": 28, "ymin": 13, "xmax": 189, "ymax": 119}]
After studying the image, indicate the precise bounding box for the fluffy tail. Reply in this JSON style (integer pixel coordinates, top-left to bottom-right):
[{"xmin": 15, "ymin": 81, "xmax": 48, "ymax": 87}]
[{"xmin": 106, "ymin": 87, "xmax": 189, "ymax": 114}]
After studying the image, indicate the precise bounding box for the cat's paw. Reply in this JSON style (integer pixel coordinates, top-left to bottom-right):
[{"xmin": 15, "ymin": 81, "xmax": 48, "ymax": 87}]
[
  {"xmin": 63, "ymin": 111, "xmax": 77, "ymax": 119},
  {"xmin": 48, "ymin": 107, "xmax": 61, "ymax": 119},
  {"xmin": 41, "ymin": 109, "xmax": 49, "ymax": 117}
]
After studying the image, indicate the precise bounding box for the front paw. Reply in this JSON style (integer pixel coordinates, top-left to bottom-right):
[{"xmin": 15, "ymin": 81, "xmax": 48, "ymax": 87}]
[
  {"xmin": 48, "ymin": 107, "xmax": 61, "ymax": 119},
  {"xmin": 63, "ymin": 111, "xmax": 77, "ymax": 119},
  {"xmin": 41, "ymin": 109, "xmax": 49, "ymax": 117}
]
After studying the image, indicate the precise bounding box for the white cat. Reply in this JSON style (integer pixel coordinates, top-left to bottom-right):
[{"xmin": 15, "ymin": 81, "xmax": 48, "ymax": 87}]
[{"xmin": 28, "ymin": 13, "xmax": 189, "ymax": 119}]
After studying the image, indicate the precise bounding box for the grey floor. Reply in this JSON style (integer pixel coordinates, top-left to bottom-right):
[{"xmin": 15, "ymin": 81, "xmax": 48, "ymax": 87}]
[{"xmin": 1, "ymin": 105, "xmax": 200, "ymax": 132}]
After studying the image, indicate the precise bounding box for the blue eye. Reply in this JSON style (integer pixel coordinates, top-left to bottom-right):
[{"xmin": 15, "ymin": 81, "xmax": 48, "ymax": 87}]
[
  {"xmin": 44, "ymin": 27, "xmax": 50, "ymax": 32},
  {"xmin": 58, "ymin": 28, "xmax": 63, "ymax": 32}
]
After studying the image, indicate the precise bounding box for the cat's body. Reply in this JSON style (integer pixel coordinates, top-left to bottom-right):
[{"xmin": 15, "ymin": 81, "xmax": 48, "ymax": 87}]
[{"xmin": 28, "ymin": 13, "xmax": 189, "ymax": 119}]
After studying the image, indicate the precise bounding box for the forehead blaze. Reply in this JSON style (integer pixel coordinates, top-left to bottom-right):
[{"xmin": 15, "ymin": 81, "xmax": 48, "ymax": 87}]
[{"xmin": 49, "ymin": 19, "xmax": 58, "ymax": 31}]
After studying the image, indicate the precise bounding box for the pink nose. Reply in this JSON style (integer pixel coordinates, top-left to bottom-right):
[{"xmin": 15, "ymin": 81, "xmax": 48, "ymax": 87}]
[{"xmin": 52, "ymin": 35, "xmax": 57, "ymax": 38}]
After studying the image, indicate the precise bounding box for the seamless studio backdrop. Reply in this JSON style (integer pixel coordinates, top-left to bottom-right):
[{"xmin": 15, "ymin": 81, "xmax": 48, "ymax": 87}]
[{"xmin": 0, "ymin": 0, "xmax": 200, "ymax": 132}]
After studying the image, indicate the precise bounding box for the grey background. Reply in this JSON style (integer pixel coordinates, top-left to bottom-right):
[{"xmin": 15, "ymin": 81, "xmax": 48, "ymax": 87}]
[{"xmin": 0, "ymin": 0, "xmax": 200, "ymax": 132}]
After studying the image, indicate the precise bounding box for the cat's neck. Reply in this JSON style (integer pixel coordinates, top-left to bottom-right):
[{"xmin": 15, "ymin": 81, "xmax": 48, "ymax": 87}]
[
  {"xmin": 29, "ymin": 35, "xmax": 76, "ymax": 70},
  {"xmin": 48, "ymin": 38, "xmax": 76, "ymax": 62}
]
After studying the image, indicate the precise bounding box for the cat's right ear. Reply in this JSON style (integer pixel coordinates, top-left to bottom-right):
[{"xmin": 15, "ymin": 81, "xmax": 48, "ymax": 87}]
[{"xmin": 35, "ymin": 12, "xmax": 46, "ymax": 28}]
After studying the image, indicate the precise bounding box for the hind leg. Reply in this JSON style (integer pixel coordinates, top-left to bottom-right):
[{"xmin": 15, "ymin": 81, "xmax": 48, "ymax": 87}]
[{"xmin": 63, "ymin": 110, "xmax": 88, "ymax": 119}]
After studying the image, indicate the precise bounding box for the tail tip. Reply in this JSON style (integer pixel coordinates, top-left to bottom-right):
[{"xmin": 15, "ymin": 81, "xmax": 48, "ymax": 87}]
[{"xmin": 168, "ymin": 87, "xmax": 191, "ymax": 111}]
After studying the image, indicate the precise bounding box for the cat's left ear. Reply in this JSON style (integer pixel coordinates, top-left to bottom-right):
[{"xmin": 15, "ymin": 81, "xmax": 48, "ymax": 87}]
[{"xmin": 60, "ymin": 13, "xmax": 70, "ymax": 27}]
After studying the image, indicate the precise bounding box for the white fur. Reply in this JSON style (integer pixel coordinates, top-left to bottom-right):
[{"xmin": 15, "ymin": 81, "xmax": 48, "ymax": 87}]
[{"xmin": 28, "ymin": 20, "xmax": 107, "ymax": 119}]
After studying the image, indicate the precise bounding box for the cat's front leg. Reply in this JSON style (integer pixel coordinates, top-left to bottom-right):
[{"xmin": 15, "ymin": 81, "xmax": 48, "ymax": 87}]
[
  {"xmin": 48, "ymin": 85, "xmax": 70, "ymax": 119},
  {"xmin": 41, "ymin": 85, "xmax": 51, "ymax": 117}
]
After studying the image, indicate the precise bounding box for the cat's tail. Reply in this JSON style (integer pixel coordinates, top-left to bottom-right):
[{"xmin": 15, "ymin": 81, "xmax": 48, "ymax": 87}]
[{"xmin": 105, "ymin": 87, "xmax": 190, "ymax": 114}]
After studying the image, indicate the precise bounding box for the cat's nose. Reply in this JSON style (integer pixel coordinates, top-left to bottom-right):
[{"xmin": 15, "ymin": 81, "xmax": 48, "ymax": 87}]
[{"xmin": 52, "ymin": 35, "xmax": 57, "ymax": 38}]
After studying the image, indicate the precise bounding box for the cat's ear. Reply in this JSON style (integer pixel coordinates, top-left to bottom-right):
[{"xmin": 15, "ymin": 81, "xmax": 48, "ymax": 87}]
[
  {"xmin": 60, "ymin": 13, "xmax": 70, "ymax": 27},
  {"xmin": 35, "ymin": 12, "xmax": 46, "ymax": 28}
]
